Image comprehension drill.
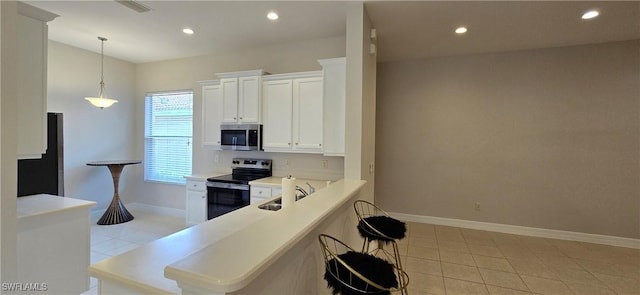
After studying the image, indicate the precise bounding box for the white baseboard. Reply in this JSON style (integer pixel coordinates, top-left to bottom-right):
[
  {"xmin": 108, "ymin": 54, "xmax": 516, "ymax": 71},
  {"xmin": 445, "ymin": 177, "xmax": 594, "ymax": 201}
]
[
  {"xmin": 125, "ymin": 202, "xmax": 185, "ymax": 218},
  {"xmin": 389, "ymin": 212, "xmax": 640, "ymax": 250}
]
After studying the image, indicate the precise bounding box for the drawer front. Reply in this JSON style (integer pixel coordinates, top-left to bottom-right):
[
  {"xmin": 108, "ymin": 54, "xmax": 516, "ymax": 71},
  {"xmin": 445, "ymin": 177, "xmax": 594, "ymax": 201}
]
[
  {"xmin": 251, "ymin": 186, "xmax": 271, "ymax": 198},
  {"xmin": 250, "ymin": 196, "xmax": 270, "ymax": 205},
  {"xmin": 271, "ymin": 187, "xmax": 282, "ymax": 197},
  {"xmin": 186, "ymin": 180, "xmax": 206, "ymax": 192}
]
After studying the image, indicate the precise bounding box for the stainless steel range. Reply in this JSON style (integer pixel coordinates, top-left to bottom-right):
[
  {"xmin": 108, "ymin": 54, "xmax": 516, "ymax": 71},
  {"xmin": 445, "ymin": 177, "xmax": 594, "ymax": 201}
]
[{"xmin": 206, "ymin": 158, "xmax": 272, "ymax": 219}]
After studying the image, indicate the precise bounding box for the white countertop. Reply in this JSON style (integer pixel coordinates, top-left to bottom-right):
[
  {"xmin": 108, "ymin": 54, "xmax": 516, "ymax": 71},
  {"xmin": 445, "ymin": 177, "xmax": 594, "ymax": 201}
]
[
  {"xmin": 17, "ymin": 194, "xmax": 96, "ymax": 219},
  {"xmin": 164, "ymin": 179, "xmax": 366, "ymax": 293},
  {"xmin": 183, "ymin": 172, "xmax": 228, "ymax": 181},
  {"xmin": 249, "ymin": 176, "xmax": 330, "ymax": 190},
  {"xmin": 88, "ymin": 179, "xmax": 365, "ymax": 294},
  {"xmin": 89, "ymin": 198, "xmax": 273, "ymax": 294}
]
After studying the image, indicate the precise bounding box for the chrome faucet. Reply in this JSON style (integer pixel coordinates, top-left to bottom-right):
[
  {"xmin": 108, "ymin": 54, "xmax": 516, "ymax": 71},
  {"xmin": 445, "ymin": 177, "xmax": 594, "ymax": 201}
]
[
  {"xmin": 295, "ymin": 183, "xmax": 316, "ymax": 201},
  {"xmin": 295, "ymin": 186, "xmax": 308, "ymax": 201},
  {"xmin": 306, "ymin": 182, "xmax": 315, "ymax": 194}
]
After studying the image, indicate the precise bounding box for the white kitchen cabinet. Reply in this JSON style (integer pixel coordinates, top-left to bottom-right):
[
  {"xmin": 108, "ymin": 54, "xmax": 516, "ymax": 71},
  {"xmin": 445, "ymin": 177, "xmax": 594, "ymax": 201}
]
[
  {"xmin": 262, "ymin": 80, "xmax": 293, "ymax": 150},
  {"xmin": 185, "ymin": 180, "xmax": 207, "ymax": 225},
  {"xmin": 200, "ymin": 81, "xmax": 223, "ymax": 148},
  {"xmin": 217, "ymin": 70, "xmax": 265, "ymax": 124},
  {"xmin": 272, "ymin": 187, "xmax": 282, "ymax": 196},
  {"xmin": 292, "ymin": 77, "xmax": 324, "ymax": 153},
  {"xmin": 319, "ymin": 58, "xmax": 346, "ymax": 156},
  {"xmin": 262, "ymin": 72, "xmax": 323, "ymax": 153},
  {"xmin": 250, "ymin": 185, "xmax": 281, "ymax": 205},
  {"xmin": 220, "ymin": 78, "xmax": 239, "ymax": 123},
  {"xmin": 16, "ymin": 3, "xmax": 58, "ymax": 159}
]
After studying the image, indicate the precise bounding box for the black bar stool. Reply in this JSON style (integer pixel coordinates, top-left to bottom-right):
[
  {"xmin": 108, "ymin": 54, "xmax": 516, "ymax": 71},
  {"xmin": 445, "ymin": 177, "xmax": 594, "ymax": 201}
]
[
  {"xmin": 319, "ymin": 234, "xmax": 408, "ymax": 295},
  {"xmin": 353, "ymin": 200, "xmax": 408, "ymax": 294}
]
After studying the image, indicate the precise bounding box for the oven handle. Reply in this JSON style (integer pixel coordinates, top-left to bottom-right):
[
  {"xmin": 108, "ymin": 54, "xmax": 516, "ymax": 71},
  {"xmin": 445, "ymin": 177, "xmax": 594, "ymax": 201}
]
[{"xmin": 206, "ymin": 182, "xmax": 249, "ymax": 191}]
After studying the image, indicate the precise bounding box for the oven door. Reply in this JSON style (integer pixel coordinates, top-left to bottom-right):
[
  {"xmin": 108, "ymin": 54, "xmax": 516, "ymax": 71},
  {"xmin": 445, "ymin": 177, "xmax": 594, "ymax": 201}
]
[{"xmin": 206, "ymin": 182, "xmax": 249, "ymax": 219}]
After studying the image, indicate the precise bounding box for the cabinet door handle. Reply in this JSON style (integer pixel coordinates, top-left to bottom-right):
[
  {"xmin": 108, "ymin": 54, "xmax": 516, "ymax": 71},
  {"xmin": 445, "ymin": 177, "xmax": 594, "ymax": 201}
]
[
  {"xmin": 233, "ymin": 117, "xmax": 237, "ymax": 120},
  {"xmin": 319, "ymin": 143, "xmax": 322, "ymax": 146},
  {"xmin": 288, "ymin": 143, "xmax": 291, "ymax": 146},
  {"xmin": 295, "ymin": 142, "xmax": 299, "ymax": 145},
  {"xmin": 239, "ymin": 117, "xmax": 243, "ymax": 120},
  {"xmin": 201, "ymin": 196, "xmax": 205, "ymax": 199}
]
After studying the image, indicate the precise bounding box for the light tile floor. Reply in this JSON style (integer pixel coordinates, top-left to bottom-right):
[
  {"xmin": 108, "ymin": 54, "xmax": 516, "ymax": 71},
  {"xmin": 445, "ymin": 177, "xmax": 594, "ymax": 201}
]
[
  {"xmin": 400, "ymin": 222, "xmax": 640, "ymax": 295},
  {"xmin": 81, "ymin": 212, "xmax": 639, "ymax": 295},
  {"xmin": 81, "ymin": 208, "xmax": 187, "ymax": 295}
]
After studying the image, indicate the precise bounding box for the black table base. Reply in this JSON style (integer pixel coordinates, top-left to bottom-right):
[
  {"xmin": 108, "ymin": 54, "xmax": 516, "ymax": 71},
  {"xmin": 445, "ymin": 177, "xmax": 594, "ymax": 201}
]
[{"xmin": 97, "ymin": 196, "xmax": 134, "ymax": 225}]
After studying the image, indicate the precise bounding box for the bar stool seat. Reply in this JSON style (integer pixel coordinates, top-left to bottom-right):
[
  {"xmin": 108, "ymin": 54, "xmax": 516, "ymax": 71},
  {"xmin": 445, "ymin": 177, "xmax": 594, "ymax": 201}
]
[
  {"xmin": 357, "ymin": 215, "xmax": 407, "ymax": 242},
  {"xmin": 319, "ymin": 234, "xmax": 408, "ymax": 295}
]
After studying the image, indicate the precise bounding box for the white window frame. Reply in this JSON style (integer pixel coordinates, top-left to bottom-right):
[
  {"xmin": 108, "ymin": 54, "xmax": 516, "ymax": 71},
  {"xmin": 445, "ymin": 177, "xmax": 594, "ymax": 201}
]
[{"xmin": 144, "ymin": 90, "xmax": 193, "ymax": 184}]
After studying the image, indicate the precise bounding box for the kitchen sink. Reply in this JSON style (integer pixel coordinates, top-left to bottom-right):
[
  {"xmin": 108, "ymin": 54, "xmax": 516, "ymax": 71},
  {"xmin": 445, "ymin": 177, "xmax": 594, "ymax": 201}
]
[
  {"xmin": 257, "ymin": 191, "xmax": 312, "ymax": 211},
  {"xmin": 258, "ymin": 198, "xmax": 282, "ymax": 211}
]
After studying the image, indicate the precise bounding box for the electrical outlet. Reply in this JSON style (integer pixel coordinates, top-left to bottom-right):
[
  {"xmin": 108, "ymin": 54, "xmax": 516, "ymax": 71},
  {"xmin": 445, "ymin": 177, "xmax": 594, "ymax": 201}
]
[
  {"xmin": 285, "ymin": 159, "xmax": 290, "ymax": 166},
  {"xmin": 474, "ymin": 202, "xmax": 481, "ymax": 211},
  {"xmin": 322, "ymin": 160, "xmax": 328, "ymax": 168}
]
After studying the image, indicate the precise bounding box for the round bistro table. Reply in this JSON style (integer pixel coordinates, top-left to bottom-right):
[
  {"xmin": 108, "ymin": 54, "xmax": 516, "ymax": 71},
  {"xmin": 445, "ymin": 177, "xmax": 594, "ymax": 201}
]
[{"xmin": 87, "ymin": 160, "xmax": 141, "ymax": 225}]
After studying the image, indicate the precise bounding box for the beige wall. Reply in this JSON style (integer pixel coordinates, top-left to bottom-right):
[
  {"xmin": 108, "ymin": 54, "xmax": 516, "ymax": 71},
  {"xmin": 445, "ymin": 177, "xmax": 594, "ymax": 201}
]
[
  {"xmin": 1, "ymin": 0, "xmax": 18, "ymax": 282},
  {"xmin": 134, "ymin": 36, "xmax": 346, "ymax": 209},
  {"xmin": 47, "ymin": 41, "xmax": 137, "ymax": 210},
  {"xmin": 375, "ymin": 40, "xmax": 640, "ymax": 239}
]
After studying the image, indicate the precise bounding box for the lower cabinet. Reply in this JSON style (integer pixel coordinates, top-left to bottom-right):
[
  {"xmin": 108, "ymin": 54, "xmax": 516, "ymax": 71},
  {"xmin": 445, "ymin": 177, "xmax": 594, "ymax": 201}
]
[
  {"xmin": 185, "ymin": 180, "xmax": 207, "ymax": 225},
  {"xmin": 250, "ymin": 185, "xmax": 282, "ymax": 204}
]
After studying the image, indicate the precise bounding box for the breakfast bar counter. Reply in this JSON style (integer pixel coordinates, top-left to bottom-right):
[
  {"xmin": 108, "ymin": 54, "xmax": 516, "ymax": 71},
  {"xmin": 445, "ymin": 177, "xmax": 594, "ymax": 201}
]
[{"xmin": 89, "ymin": 179, "xmax": 366, "ymax": 295}]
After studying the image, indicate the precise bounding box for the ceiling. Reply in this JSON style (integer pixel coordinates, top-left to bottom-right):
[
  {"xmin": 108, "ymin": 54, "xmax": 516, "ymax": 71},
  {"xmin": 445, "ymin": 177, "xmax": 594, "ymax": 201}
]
[
  {"xmin": 366, "ymin": 1, "xmax": 640, "ymax": 62},
  {"xmin": 25, "ymin": 1, "xmax": 640, "ymax": 64}
]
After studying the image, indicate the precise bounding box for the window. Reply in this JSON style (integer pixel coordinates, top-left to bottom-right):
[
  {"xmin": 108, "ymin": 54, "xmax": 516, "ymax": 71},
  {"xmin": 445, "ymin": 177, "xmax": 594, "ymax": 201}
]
[{"xmin": 144, "ymin": 91, "xmax": 193, "ymax": 184}]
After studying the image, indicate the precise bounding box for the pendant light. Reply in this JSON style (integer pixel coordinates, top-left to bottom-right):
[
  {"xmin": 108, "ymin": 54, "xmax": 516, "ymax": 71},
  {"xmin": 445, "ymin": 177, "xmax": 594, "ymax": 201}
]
[{"xmin": 85, "ymin": 36, "xmax": 118, "ymax": 109}]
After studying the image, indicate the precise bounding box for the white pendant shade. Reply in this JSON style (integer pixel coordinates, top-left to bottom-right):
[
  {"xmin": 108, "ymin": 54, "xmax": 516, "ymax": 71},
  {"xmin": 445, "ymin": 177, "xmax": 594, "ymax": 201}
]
[
  {"xmin": 86, "ymin": 36, "xmax": 117, "ymax": 109},
  {"xmin": 85, "ymin": 97, "xmax": 118, "ymax": 108}
]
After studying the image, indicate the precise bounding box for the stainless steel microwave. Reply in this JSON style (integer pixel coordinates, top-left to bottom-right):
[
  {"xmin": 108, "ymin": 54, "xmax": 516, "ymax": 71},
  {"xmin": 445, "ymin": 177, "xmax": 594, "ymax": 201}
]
[{"xmin": 220, "ymin": 124, "xmax": 262, "ymax": 151}]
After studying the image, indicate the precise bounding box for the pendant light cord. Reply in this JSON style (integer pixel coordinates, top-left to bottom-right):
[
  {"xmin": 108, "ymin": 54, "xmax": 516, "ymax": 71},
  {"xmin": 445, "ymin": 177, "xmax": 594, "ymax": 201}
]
[{"xmin": 98, "ymin": 36, "xmax": 107, "ymax": 97}]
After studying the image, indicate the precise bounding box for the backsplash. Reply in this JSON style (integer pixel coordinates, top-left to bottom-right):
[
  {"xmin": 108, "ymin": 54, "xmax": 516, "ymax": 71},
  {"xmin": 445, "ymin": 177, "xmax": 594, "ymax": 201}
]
[{"xmin": 197, "ymin": 150, "xmax": 344, "ymax": 181}]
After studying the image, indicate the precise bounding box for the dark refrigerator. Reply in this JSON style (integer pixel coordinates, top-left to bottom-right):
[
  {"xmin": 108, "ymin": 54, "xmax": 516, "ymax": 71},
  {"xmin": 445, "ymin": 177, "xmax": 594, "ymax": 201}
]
[{"xmin": 17, "ymin": 112, "xmax": 64, "ymax": 197}]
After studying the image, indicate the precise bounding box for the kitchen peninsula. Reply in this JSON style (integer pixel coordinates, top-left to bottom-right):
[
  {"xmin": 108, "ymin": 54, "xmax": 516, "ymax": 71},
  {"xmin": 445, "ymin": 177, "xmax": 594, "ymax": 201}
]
[
  {"xmin": 89, "ymin": 179, "xmax": 366, "ymax": 295},
  {"xmin": 17, "ymin": 194, "xmax": 95, "ymax": 294}
]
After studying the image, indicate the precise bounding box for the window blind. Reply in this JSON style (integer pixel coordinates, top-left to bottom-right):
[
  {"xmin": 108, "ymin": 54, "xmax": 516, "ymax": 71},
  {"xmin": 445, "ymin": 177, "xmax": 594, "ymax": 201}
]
[{"xmin": 144, "ymin": 91, "xmax": 193, "ymax": 184}]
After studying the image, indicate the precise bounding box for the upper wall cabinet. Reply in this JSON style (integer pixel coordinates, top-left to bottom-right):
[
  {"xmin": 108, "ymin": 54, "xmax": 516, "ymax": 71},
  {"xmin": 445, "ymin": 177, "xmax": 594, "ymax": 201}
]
[
  {"xmin": 262, "ymin": 72, "xmax": 324, "ymax": 153},
  {"xmin": 319, "ymin": 58, "xmax": 346, "ymax": 156},
  {"xmin": 217, "ymin": 70, "xmax": 266, "ymax": 124},
  {"xmin": 262, "ymin": 79, "xmax": 293, "ymax": 150},
  {"xmin": 200, "ymin": 80, "xmax": 222, "ymax": 149},
  {"xmin": 16, "ymin": 3, "xmax": 58, "ymax": 159}
]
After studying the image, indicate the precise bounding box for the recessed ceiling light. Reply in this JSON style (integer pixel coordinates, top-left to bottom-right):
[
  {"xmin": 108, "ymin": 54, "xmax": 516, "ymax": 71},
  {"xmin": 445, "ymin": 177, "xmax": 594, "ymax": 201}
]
[
  {"xmin": 182, "ymin": 28, "xmax": 194, "ymax": 35},
  {"xmin": 455, "ymin": 26, "xmax": 468, "ymax": 34},
  {"xmin": 582, "ymin": 10, "xmax": 599, "ymax": 20},
  {"xmin": 267, "ymin": 11, "xmax": 279, "ymax": 21}
]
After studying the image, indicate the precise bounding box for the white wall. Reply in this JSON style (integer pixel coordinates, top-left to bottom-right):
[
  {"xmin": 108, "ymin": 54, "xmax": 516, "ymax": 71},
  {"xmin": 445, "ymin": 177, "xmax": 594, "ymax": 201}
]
[
  {"xmin": 47, "ymin": 41, "xmax": 137, "ymax": 211},
  {"xmin": 375, "ymin": 40, "xmax": 640, "ymax": 239},
  {"xmin": 344, "ymin": 3, "xmax": 377, "ymax": 203},
  {"xmin": 133, "ymin": 36, "xmax": 346, "ymax": 210}
]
